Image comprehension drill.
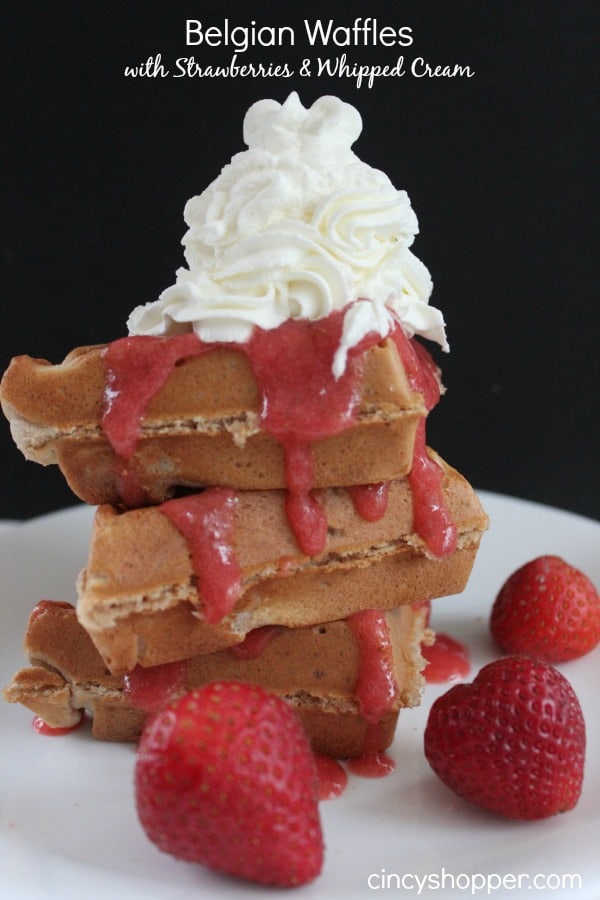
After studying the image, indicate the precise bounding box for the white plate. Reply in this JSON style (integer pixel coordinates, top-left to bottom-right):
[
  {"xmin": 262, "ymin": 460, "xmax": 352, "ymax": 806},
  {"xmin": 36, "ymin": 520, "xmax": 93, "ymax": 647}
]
[{"xmin": 1, "ymin": 493, "xmax": 598, "ymax": 900}]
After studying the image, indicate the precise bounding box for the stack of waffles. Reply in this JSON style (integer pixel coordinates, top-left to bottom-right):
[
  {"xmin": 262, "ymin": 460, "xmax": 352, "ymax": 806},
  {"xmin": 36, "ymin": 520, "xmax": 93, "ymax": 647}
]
[
  {"xmin": 1, "ymin": 93, "xmax": 488, "ymax": 766},
  {"xmin": 1, "ymin": 322, "xmax": 487, "ymax": 763}
]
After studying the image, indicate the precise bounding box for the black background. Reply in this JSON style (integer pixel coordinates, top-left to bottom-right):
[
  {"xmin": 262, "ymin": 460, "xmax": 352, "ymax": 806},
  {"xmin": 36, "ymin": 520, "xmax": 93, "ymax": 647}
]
[{"xmin": 2, "ymin": 1, "xmax": 598, "ymax": 520}]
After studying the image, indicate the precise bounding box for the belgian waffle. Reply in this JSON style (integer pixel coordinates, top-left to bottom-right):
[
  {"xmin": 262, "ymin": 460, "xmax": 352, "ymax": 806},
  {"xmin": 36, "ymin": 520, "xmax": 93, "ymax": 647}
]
[
  {"xmin": 0, "ymin": 337, "xmax": 427, "ymax": 505},
  {"xmin": 4, "ymin": 600, "xmax": 430, "ymax": 759},
  {"xmin": 76, "ymin": 453, "xmax": 487, "ymax": 672}
]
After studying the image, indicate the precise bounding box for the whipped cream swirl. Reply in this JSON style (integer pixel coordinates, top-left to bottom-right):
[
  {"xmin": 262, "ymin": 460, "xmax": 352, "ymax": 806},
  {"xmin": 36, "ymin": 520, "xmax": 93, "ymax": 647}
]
[{"xmin": 128, "ymin": 92, "xmax": 448, "ymax": 376}]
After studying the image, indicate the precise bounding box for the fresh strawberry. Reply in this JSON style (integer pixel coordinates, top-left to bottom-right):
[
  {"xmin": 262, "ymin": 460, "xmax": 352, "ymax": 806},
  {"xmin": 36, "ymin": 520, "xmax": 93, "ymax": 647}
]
[
  {"xmin": 424, "ymin": 656, "xmax": 586, "ymax": 820},
  {"xmin": 490, "ymin": 555, "xmax": 600, "ymax": 662},
  {"xmin": 135, "ymin": 682, "xmax": 323, "ymax": 887}
]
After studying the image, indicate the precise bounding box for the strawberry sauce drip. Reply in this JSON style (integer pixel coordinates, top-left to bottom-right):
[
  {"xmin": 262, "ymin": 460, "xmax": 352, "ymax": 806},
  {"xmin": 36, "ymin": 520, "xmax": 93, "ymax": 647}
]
[
  {"xmin": 244, "ymin": 312, "xmax": 377, "ymax": 556},
  {"xmin": 347, "ymin": 609, "xmax": 399, "ymax": 723},
  {"xmin": 391, "ymin": 324, "xmax": 457, "ymax": 557},
  {"xmin": 29, "ymin": 599, "xmax": 74, "ymax": 621},
  {"xmin": 32, "ymin": 714, "xmax": 84, "ymax": 736},
  {"xmin": 422, "ymin": 632, "xmax": 470, "ymax": 684},
  {"xmin": 102, "ymin": 333, "xmax": 206, "ymax": 458},
  {"xmin": 99, "ymin": 311, "xmax": 454, "ymax": 557},
  {"xmin": 245, "ymin": 312, "xmax": 364, "ymax": 442},
  {"xmin": 313, "ymin": 754, "xmax": 348, "ymax": 799},
  {"xmin": 281, "ymin": 441, "xmax": 328, "ymax": 557},
  {"xmin": 100, "ymin": 313, "xmax": 385, "ymax": 554},
  {"xmin": 102, "ymin": 333, "xmax": 209, "ymax": 508},
  {"xmin": 346, "ymin": 609, "xmax": 398, "ymax": 777},
  {"xmin": 159, "ymin": 489, "xmax": 242, "ymax": 625},
  {"xmin": 346, "ymin": 724, "xmax": 396, "ymax": 778},
  {"xmin": 123, "ymin": 660, "xmax": 187, "ymax": 714},
  {"xmin": 229, "ymin": 625, "xmax": 282, "ymax": 660},
  {"xmin": 348, "ymin": 481, "xmax": 390, "ymax": 521}
]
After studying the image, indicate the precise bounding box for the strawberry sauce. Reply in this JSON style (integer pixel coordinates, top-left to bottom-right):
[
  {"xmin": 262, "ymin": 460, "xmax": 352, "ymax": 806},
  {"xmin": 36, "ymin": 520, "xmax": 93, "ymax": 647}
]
[
  {"xmin": 244, "ymin": 312, "xmax": 383, "ymax": 555},
  {"xmin": 159, "ymin": 489, "xmax": 242, "ymax": 625},
  {"xmin": 346, "ymin": 609, "xmax": 398, "ymax": 777},
  {"xmin": 347, "ymin": 482, "xmax": 390, "ymax": 521},
  {"xmin": 346, "ymin": 724, "xmax": 395, "ymax": 778},
  {"xmin": 32, "ymin": 714, "xmax": 84, "ymax": 736},
  {"xmin": 102, "ymin": 333, "xmax": 205, "ymax": 459},
  {"xmin": 103, "ymin": 333, "xmax": 208, "ymax": 507},
  {"xmin": 123, "ymin": 660, "xmax": 187, "ymax": 714},
  {"xmin": 100, "ymin": 309, "xmax": 455, "ymax": 559},
  {"xmin": 29, "ymin": 599, "xmax": 75, "ymax": 621},
  {"xmin": 282, "ymin": 441, "xmax": 328, "ymax": 557},
  {"xmin": 391, "ymin": 326, "xmax": 457, "ymax": 557},
  {"xmin": 229, "ymin": 625, "xmax": 282, "ymax": 660},
  {"xmin": 422, "ymin": 632, "xmax": 470, "ymax": 684},
  {"xmin": 313, "ymin": 754, "xmax": 348, "ymax": 800}
]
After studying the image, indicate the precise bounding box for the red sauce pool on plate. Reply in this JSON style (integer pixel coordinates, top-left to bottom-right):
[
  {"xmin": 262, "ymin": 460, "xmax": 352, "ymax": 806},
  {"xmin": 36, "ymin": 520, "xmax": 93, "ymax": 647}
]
[
  {"xmin": 32, "ymin": 714, "xmax": 84, "ymax": 736},
  {"xmin": 346, "ymin": 725, "xmax": 396, "ymax": 779},
  {"xmin": 422, "ymin": 632, "xmax": 470, "ymax": 684},
  {"xmin": 314, "ymin": 754, "xmax": 348, "ymax": 800}
]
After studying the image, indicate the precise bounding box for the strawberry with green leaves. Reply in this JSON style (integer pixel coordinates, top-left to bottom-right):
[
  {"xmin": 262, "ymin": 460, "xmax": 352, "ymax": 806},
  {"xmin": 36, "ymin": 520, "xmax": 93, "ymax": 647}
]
[
  {"xmin": 135, "ymin": 681, "xmax": 323, "ymax": 887},
  {"xmin": 490, "ymin": 555, "xmax": 600, "ymax": 662},
  {"xmin": 424, "ymin": 656, "xmax": 586, "ymax": 820}
]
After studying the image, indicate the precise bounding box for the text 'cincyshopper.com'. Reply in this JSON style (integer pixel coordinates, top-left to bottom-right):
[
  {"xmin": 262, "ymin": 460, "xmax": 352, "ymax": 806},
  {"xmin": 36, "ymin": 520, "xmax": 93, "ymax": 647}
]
[{"xmin": 366, "ymin": 868, "xmax": 584, "ymax": 894}]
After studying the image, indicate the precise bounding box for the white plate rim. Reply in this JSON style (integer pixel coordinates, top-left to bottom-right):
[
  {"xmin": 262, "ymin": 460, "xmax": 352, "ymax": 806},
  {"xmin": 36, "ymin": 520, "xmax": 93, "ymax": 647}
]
[{"xmin": 1, "ymin": 492, "xmax": 599, "ymax": 900}]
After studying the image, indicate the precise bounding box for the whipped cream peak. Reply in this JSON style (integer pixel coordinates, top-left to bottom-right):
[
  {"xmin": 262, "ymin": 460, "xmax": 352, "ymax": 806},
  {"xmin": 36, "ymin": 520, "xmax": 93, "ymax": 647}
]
[
  {"xmin": 127, "ymin": 93, "xmax": 449, "ymax": 371},
  {"xmin": 243, "ymin": 92, "xmax": 362, "ymax": 162}
]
